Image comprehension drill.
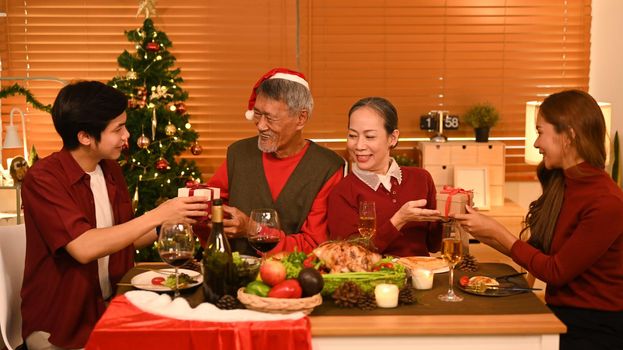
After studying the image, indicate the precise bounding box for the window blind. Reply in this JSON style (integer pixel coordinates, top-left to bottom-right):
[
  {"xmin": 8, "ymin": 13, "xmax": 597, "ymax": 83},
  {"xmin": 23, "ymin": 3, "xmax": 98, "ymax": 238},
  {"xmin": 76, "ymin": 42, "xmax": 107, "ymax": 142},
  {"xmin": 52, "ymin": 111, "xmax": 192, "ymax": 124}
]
[{"xmin": 1, "ymin": 0, "xmax": 592, "ymax": 181}]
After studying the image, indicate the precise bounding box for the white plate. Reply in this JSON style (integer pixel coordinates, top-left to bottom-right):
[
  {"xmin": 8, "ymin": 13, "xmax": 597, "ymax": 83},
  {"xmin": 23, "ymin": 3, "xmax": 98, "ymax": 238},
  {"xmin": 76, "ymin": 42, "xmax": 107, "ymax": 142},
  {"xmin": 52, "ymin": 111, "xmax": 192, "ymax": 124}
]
[{"xmin": 129, "ymin": 268, "xmax": 203, "ymax": 292}]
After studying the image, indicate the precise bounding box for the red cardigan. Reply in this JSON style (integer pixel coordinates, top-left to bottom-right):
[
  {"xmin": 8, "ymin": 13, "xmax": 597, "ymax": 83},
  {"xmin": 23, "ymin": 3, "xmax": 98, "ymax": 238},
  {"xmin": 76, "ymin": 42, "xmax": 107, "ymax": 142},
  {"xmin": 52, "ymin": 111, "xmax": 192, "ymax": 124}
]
[
  {"xmin": 327, "ymin": 166, "xmax": 441, "ymax": 256},
  {"xmin": 511, "ymin": 162, "xmax": 623, "ymax": 311}
]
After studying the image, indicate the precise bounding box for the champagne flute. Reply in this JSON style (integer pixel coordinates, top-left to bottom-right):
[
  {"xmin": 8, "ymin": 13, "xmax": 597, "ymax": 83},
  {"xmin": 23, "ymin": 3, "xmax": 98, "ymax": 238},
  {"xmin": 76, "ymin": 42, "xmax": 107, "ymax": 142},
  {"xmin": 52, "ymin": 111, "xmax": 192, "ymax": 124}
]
[
  {"xmin": 358, "ymin": 200, "xmax": 376, "ymax": 239},
  {"xmin": 158, "ymin": 222, "xmax": 195, "ymax": 298},
  {"xmin": 247, "ymin": 209, "xmax": 281, "ymax": 258},
  {"xmin": 438, "ymin": 221, "xmax": 464, "ymax": 302}
]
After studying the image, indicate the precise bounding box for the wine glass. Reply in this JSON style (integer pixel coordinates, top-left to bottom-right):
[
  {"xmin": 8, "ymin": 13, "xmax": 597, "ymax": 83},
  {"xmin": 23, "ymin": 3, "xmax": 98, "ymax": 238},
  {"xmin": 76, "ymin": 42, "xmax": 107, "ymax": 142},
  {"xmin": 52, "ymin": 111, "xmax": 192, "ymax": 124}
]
[
  {"xmin": 158, "ymin": 222, "xmax": 195, "ymax": 298},
  {"xmin": 358, "ymin": 200, "xmax": 376, "ymax": 239},
  {"xmin": 438, "ymin": 221, "xmax": 464, "ymax": 302},
  {"xmin": 247, "ymin": 209, "xmax": 281, "ymax": 258}
]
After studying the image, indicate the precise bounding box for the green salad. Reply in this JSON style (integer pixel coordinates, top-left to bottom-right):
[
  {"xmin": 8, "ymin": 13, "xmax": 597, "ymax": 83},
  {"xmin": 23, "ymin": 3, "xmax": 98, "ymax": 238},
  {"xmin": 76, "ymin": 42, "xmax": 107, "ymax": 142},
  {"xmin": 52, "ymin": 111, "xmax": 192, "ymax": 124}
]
[{"xmin": 164, "ymin": 272, "xmax": 198, "ymax": 289}]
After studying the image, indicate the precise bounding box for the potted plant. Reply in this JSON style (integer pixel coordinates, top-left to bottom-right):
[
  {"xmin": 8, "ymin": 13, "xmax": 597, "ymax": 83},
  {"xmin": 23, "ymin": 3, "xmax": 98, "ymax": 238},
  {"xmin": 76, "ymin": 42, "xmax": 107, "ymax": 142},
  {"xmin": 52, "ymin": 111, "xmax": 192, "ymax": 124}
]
[{"xmin": 463, "ymin": 103, "xmax": 500, "ymax": 142}]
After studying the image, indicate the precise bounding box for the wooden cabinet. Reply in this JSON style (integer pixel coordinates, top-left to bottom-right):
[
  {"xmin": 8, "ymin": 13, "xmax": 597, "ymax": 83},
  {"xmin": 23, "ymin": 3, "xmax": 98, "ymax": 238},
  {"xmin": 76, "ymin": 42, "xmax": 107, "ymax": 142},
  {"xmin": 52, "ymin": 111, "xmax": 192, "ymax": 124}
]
[{"xmin": 416, "ymin": 141, "xmax": 505, "ymax": 207}]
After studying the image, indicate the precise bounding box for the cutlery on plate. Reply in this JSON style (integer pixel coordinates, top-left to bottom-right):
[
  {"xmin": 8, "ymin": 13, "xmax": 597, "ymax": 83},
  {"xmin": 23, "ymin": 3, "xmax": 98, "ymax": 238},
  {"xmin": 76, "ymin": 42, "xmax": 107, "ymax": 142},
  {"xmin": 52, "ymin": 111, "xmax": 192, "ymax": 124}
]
[
  {"xmin": 468, "ymin": 285, "xmax": 541, "ymax": 292},
  {"xmin": 494, "ymin": 272, "xmax": 527, "ymax": 280}
]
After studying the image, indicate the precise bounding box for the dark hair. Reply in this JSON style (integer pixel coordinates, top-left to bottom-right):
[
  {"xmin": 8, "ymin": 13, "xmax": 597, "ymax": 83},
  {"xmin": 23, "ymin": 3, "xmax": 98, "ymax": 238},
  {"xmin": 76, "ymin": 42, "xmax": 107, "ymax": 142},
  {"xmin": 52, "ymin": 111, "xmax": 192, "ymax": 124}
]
[
  {"xmin": 256, "ymin": 79, "xmax": 314, "ymax": 118},
  {"xmin": 52, "ymin": 81, "xmax": 127, "ymax": 149},
  {"xmin": 348, "ymin": 97, "xmax": 398, "ymax": 137},
  {"xmin": 520, "ymin": 90, "xmax": 605, "ymax": 253}
]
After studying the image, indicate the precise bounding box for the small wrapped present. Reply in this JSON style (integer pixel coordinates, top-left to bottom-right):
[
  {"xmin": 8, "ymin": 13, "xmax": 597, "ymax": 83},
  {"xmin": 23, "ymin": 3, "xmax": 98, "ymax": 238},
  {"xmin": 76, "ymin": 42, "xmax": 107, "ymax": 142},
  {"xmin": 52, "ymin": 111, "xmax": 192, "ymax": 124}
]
[
  {"xmin": 436, "ymin": 186, "xmax": 473, "ymax": 217},
  {"xmin": 177, "ymin": 184, "xmax": 221, "ymax": 222},
  {"xmin": 178, "ymin": 184, "xmax": 221, "ymax": 245}
]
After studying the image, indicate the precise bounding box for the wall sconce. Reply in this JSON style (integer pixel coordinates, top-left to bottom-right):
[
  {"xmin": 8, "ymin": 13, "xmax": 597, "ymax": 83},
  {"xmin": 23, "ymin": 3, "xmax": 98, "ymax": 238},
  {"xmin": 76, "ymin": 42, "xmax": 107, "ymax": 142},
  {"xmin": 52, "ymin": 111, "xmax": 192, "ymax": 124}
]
[
  {"xmin": 1, "ymin": 107, "xmax": 29, "ymax": 169},
  {"xmin": 524, "ymin": 101, "xmax": 612, "ymax": 165}
]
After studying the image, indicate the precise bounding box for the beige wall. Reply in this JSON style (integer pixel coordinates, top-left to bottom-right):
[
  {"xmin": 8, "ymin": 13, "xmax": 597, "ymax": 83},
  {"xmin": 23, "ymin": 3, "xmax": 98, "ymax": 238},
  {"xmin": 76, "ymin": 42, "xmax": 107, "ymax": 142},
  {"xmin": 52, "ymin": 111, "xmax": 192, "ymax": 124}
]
[
  {"xmin": 590, "ymin": 0, "xmax": 623, "ymax": 141},
  {"xmin": 507, "ymin": 0, "xmax": 623, "ymax": 210}
]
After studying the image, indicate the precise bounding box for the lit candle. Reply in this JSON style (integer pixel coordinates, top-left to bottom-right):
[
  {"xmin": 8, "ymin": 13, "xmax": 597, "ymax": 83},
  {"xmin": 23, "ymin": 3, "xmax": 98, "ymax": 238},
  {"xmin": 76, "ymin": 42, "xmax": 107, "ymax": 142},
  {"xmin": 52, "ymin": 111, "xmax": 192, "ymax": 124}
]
[
  {"xmin": 412, "ymin": 269, "xmax": 434, "ymax": 290},
  {"xmin": 374, "ymin": 283, "xmax": 399, "ymax": 308}
]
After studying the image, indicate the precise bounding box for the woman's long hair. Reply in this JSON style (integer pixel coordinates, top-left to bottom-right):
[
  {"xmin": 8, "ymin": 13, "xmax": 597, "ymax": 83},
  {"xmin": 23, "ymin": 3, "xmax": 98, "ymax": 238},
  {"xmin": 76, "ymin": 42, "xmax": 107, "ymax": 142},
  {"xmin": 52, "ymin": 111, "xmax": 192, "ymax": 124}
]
[{"xmin": 519, "ymin": 90, "xmax": 606, "ymax": 252}]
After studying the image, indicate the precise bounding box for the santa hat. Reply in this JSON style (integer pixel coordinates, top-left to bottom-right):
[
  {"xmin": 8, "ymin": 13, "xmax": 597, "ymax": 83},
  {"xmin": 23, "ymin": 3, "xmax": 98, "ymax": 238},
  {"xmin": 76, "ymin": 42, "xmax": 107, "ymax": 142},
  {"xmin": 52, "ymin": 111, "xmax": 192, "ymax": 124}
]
[{"xmin": 245, "ymin": 68, "xmax": 310, "ymax": 120}]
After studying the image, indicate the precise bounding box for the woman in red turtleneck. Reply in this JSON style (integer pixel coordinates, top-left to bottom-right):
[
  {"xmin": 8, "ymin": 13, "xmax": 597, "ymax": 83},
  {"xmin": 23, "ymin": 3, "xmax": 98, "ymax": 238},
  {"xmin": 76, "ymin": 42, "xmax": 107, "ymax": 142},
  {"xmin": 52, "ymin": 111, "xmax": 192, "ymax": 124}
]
[{"xmin": 454, "ymin": 90, "xmax": 623, "ymax": 350}]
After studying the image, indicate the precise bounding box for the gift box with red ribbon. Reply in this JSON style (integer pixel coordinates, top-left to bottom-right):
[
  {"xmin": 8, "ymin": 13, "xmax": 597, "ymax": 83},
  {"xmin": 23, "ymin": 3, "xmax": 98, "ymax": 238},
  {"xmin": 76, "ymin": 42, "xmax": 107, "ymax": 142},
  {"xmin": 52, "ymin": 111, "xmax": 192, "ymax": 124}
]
[
  {"xmin": 436, "ymin": 185, "xmax": 474, "ymax": 217},
  {"xmin": 178, "ymin": 184, "xmax": 221, "ymax": 245}
]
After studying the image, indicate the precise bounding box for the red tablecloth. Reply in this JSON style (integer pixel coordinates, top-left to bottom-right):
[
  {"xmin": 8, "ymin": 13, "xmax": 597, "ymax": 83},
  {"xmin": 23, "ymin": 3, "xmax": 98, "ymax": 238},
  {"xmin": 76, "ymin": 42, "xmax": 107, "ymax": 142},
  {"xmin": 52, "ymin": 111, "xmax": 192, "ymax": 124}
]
[{"xmin": 85, "ymin": 295, "xmax": 312, "ymax": 350}]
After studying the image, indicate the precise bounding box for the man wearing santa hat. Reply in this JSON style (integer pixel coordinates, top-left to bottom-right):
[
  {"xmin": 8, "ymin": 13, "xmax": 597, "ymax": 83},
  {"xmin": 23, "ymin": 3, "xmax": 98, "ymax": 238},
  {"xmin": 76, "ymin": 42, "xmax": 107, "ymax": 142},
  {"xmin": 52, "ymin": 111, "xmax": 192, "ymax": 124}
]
[{"xmin": 207, "ymin": 67, "xmax": 344, "ymax": 255}]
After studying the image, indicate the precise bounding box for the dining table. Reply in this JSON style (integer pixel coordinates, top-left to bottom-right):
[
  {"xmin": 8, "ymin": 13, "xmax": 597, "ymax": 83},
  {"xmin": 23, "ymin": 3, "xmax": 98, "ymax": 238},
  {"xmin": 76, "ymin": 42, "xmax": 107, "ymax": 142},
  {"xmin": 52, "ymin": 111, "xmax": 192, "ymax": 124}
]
[{"xmin": 87, "ymin": 262, "xmax": 565, "ymax": 350}]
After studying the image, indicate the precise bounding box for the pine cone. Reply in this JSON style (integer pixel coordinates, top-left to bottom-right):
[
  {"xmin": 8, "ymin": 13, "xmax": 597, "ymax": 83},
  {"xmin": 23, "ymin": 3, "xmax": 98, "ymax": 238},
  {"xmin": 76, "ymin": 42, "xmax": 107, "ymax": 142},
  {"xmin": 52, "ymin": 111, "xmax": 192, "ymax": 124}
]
[
  {"xmin": 356, "ymin": 293, "xmax": 377, "ymax": 311},
  {"xmin": 458, "ymin": 254, "xmax": 478, "ymax": 272},
  {"xmin": 399, "ymin": 287, "xmax": 418, "ymax": 305},
  {"xmin": 332, "ymin": 281, "xmax": 363, "ymax": 308},
  {"xmin": 215, "ymin": 295, "xmax": 245, "ymax": 310}
]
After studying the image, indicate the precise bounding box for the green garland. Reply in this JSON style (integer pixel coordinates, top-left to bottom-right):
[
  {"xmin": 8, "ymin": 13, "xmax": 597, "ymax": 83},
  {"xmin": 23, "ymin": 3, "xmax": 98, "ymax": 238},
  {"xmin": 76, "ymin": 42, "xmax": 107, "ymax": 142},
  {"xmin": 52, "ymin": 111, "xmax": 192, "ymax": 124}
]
[{"xmin": 0, "ymin": 83, "xmax": 52, "ymax": 113}]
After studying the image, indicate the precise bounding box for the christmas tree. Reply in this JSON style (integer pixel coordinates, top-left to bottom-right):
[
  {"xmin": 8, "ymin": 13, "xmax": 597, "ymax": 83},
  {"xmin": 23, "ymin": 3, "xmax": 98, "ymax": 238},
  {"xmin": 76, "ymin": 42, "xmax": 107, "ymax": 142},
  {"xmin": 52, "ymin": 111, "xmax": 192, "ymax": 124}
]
[{"xmin": 109, "ymin": 17, "xmax": 203, "ymax": 261}]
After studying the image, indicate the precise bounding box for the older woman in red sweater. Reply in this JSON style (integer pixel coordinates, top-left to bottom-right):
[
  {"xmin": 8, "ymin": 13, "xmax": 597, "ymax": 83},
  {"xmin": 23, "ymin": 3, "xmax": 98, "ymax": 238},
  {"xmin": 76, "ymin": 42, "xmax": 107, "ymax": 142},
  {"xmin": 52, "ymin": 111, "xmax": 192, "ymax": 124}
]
[
  {"xmin": 327, "ymin": 97, "xmax": 441, "ymax": 256},
  {"xmin": 455, "ymin": 90, "xmax": 623, "ymax": 350}
]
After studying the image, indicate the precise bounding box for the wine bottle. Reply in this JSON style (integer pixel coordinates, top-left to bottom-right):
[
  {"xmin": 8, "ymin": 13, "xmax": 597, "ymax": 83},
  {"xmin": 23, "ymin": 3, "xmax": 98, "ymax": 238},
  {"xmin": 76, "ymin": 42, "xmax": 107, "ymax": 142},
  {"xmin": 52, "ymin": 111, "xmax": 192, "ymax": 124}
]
[{"xmin": 202, "ymin": 198, "xmax": 236, "ymax": 303}]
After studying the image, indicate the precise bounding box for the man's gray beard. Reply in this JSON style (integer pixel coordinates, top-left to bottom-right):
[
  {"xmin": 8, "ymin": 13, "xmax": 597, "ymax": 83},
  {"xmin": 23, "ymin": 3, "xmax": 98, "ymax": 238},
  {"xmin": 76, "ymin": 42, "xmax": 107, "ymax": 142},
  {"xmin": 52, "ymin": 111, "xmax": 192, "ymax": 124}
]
[{"xmin": 257, "ymin": 137, "xmax": 278, "ymax": 153}]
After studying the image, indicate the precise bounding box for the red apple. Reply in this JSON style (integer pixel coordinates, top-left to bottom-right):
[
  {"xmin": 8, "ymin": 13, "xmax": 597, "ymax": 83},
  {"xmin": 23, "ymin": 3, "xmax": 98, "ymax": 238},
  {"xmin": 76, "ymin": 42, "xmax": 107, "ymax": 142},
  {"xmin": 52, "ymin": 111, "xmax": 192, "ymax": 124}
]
[
  {"xmin": 259, "ymin": 260, "xmax": 287, "ymax": 287},
  {"xmin": 268, "ymin": 279, "xmax": 303, "ymax": 299}
]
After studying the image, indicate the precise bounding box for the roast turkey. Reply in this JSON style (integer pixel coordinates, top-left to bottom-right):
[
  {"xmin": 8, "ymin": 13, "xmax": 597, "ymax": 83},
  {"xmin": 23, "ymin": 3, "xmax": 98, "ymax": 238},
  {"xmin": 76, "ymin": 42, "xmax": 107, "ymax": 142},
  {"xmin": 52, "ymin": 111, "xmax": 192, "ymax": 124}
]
[{"xmin": 313, "ymin": 241, "xmax": 382, "ymax": 273}]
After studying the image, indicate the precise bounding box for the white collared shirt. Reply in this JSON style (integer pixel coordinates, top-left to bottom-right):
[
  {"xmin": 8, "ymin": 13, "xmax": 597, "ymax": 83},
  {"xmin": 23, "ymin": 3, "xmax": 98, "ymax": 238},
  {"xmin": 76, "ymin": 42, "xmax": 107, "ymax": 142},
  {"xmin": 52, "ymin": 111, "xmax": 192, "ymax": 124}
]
[{"xmin": 352, "ymin": 158, "xmax": 403, "ymax": 191}]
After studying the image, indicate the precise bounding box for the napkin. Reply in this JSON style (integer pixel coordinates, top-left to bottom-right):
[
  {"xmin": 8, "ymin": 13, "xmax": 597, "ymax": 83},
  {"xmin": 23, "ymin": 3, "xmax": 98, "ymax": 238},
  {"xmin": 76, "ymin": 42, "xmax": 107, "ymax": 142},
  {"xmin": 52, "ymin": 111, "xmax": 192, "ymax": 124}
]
[{"xmin": 125, "ymin": 291, "xmax": 306, "ymax": 322}]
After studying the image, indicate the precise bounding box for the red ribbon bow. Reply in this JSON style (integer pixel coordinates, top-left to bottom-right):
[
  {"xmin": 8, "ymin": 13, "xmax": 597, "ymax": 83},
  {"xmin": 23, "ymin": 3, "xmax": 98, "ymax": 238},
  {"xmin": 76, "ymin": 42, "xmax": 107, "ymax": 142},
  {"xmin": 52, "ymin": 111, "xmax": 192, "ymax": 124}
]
[{"xmin": 440, "ymin": 185, "xmax": 473, "ymax": 216}]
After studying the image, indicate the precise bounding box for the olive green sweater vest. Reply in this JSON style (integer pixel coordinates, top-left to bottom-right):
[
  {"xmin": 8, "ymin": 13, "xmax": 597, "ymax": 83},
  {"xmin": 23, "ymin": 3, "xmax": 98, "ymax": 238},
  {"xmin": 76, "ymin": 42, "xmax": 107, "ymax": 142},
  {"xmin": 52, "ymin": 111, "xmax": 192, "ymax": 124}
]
[{"xmin": 227, "ymin": 136, "xmax": 344, "ymax": 254}]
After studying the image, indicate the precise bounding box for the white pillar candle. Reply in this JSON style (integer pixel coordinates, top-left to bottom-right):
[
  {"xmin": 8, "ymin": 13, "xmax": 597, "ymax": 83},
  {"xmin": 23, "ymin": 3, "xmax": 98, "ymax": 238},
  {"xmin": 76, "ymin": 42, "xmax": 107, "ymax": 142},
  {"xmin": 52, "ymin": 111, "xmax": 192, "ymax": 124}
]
[
  {"xmin": 374, "ymin": 283, "xmax": 399, "ymax": 308},
  {"xmin": 412, "ymin": 269, "xmax": 434, "ymax": 290}
]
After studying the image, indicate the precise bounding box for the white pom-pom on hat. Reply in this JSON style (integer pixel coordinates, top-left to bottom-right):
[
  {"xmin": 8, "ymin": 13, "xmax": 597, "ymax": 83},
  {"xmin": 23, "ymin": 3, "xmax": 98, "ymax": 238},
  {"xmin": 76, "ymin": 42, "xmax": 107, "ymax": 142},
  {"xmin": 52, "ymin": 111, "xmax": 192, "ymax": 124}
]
[{"xmin": 245, "ymin": 68, "xmax": 310, "ymax": 120}]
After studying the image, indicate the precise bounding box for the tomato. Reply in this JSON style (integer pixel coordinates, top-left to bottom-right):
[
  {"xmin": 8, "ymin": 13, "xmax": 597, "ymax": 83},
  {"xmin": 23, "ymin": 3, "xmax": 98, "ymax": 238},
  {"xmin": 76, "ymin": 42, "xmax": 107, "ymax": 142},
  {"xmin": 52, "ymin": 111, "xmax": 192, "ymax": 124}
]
[
  {"xmin": 459, "ymin": 276, "xmax": 469, "ymax": 287},
  {"xmin": 372, "ymin": 261, "xmax": 394, "ymax": 272},
  {"xmin": 151, "ymin": 276, "xmax": 165, "ymax": 285},
  {"xmin": 303, "ymin": 254, "xmax": 318, "ymax": 268},
  {"xmin": 267, "ymin": 279, "xmax": 302, "ymax": 299}
]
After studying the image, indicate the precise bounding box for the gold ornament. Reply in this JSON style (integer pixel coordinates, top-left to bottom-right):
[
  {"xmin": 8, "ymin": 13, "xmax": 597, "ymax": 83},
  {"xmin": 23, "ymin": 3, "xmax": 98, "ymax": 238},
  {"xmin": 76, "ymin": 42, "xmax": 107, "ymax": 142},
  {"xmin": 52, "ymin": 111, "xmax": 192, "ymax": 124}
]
[
  {"xmin": 127, "ymin": 70, "xmax": 138, "ymax": 80},
  {"xmin": 136, "ymin": 134, "xmax": 151, "ymax": 149},
  {"xmin": 132, "ymin": 186, "xmax": 139, "ymax": 213},
  {"xmin": 164, "ymin": 123, "xmax": 177, "ymax": 136},
  {"xmin": 136, "ymin": 0, "xmax": 157, "ymax": 19}
]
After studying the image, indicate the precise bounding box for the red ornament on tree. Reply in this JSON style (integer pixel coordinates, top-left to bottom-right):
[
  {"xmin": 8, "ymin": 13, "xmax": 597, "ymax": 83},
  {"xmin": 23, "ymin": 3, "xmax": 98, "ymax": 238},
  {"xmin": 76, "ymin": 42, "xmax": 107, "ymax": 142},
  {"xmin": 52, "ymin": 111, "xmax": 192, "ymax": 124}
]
[
  {"xmin": 128, "ymin": 98, "xmax": 138, "ymax": 109},
  {"xmin": 146, "ymin": 41, "xmax": 160, "ymax": 52},
  {"xmin": 155, "ymin": 158, "xmax": 169, "ymax": 171},
  {"xmin": 174, "ymin": 102, "xmax": 187, "ymax": 115},
  {"xmin": 185, "ymin": 179, "xmax": 197, "ymax": 187},
  {"xmin": 190, "ymin": 142, "xmax": 203, "ymax": 155}
]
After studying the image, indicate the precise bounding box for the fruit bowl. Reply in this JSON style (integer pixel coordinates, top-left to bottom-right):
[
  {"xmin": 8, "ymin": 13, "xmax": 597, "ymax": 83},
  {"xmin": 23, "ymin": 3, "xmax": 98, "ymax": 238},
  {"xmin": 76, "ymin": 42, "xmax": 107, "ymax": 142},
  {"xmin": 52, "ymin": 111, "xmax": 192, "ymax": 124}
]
[{"xmin": 237, "ymin": 288, "xmax": 322, "ymax": 315}]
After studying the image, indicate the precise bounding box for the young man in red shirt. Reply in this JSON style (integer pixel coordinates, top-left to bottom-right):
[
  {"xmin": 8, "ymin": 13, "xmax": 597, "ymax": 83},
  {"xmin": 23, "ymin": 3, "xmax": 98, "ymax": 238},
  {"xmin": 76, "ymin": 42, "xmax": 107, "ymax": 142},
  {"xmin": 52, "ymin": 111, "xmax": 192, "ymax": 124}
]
[{"xmin": 20, "ymin": 81, "xmax": 208, "ymax": 349}]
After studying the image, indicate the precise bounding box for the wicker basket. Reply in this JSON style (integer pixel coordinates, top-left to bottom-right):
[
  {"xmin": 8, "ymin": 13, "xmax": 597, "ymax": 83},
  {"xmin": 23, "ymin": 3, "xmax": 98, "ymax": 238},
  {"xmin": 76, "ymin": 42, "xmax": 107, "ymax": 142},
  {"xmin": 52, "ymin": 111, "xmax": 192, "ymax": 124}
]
[{"xmin": 237, "ymin": 288, "xmax": 322, "ymax": 315}]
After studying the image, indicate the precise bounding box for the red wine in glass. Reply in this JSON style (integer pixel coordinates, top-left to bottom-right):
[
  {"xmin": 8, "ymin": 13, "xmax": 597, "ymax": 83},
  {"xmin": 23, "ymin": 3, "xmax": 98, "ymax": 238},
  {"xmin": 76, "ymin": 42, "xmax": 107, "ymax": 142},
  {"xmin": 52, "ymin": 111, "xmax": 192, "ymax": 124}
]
[
  {"xmin": 248, "ymin": 236, "xmax": 280, "ymax": 253},
  {"xmin": 160, "ymin": 251, "xmax": 194, "ymax": 267},
  {"xmin": 247, "ymin": 209, "xmax": 281, "ymax": 258}
]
